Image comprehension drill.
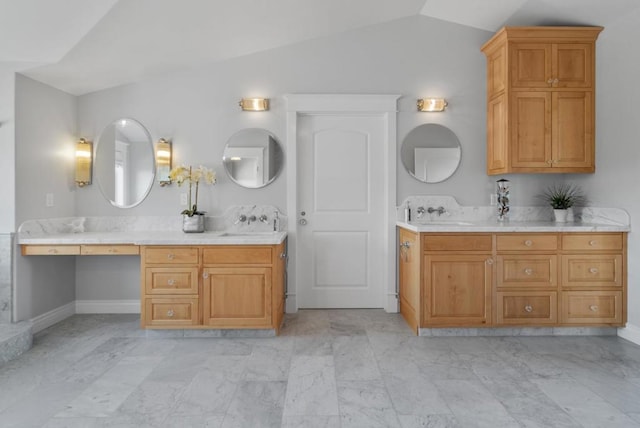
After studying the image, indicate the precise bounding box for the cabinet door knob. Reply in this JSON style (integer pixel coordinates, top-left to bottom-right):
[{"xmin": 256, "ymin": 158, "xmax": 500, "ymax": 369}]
[
  {"xmin": 553, "ymin": 78, "xmax": 559, "ymax": 84},
  {"xmin": 524, "ymin": 240, "xmax": 533, "ymax": 247},
  {"xmin": 167, "ymin": 253, "xmax": 175, "ymax": 260},
  {"xmin": 203, "ymin": 272, "xmax": 209, "ymax": 279},
  {"xmin": 524, "ymin": 268, "xmax": 533, "ymax": 276},
  {"xmin": 524, "ymin": 305, "xmax": 533, "ymax": 313},
  {"xmin": 589, "ymin": 240, "xmax": 597, "ymax": 246},
  {"xmin": 486, "ymin": 258, "xmax": 494, "ymax": 265},
  {"xmin": 167, "ymin": 309, "xmax": 175, "ymax": 317},
  {"xmin": 589, "ymin": 267, "xmax": 599, "ymax": 274},
  {"xmin": 168, "ymin": 279, "xmax": 175, "ymax": 286},
  {"xmin": 589, "ymin": 305, "xmax": 599, "ymax": 312},
  {"xmin": 547, "ymin": 78, "xmax": 554, "ymax": 85}
]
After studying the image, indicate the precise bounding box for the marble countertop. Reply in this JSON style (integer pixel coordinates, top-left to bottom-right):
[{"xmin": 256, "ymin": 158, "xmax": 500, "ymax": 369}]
[
  {"xmin": 18, "ymin": 230, "xmax": 288, "ymax": 246},
  {"xmin": 397, "ymin": 220, "xmax": 630, "ymax": 233}
]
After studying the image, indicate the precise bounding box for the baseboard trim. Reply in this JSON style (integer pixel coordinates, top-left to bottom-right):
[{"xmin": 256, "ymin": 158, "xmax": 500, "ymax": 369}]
[
  {"xmin": 30, "ymin": 302, "xmax": 75, "ymax": 334},
  {"xmin": 618, "ymin": 323, "xmax": 640, "ymax": 345},
  {"xmin": 76, "ymin": 300, "xmax": 141, "ymax": 314}
]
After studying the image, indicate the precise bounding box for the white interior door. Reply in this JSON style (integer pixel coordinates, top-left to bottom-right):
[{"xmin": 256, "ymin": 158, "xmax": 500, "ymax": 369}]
[{"xmin": 297, "ymin": 114, "xmax": 385, "ymax": 308}]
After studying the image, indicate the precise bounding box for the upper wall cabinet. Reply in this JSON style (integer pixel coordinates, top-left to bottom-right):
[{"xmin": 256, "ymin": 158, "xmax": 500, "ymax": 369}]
[{"xmin": 481, "ymin": 26, "xmax": 603, "ymax": 175}]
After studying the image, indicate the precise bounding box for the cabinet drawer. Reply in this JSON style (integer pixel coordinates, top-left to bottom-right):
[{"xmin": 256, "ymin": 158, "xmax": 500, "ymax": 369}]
[
  {"xmin": 561, "ymin": 255, "xmax": 622, "ymax": 288},
  {"xmin": 144, "ymin": 297, "xmax": 199, "ymax": 326},
  {"xmin": 423, "ymin": 234, "xmax": 492, "ymax": 252},
  {"xmin": 562, "ymin": 234, "xmax": 623, "ymax": 251},
  {"xmin": 203, "ymin": 247, "xmax": 272, "ymax": 265},
  {"xmin": 21, "ymin": 245, "xmax": 80, "ymax": 256},
  {"xmin": 81, "ymin": 245, "xmax": 139, "ymax": 255},
  {"xmin": 496, "ymin": 292, "xmax": 557, "ymax": 324},
  {"xmin": 497, "ymin": 255, "xmax": 557, "ymax": 289},
  {"xmin": 144, "ymin": 247, "xmax": 199, "ymax": 264},
  {"xmin": 496, "ymin": 234, "xmax": 558, "ymax": 251},
  {"xmin": 561, "ymin": 291, "xmax": 622, "ymax": 324},
  {"xmin": 145, "ymin": 267, "xmax": 199, "ymax": 294}
]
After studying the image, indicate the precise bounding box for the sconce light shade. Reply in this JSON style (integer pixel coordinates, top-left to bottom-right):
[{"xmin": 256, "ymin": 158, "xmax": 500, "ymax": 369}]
[
  {"xmin": 417, "ymin": 98, "xmax": 448, "ymax": 112},
  {"xmin": 239, "ymin": 98, "xmax": 269, "ymax": 111},
  {"xmin": 156, "ymin": 138, "xmax": 172, "ymax": 186},
  {"xmin": 75, "ymin": 138, "xmax": 92, "ymax": 187}
]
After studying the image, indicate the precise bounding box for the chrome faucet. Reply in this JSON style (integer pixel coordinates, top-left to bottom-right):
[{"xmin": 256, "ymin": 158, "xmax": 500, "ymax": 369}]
[
  {"xmin": 234, "ymin": 214, "xmax": 247, "ymax": 224},
  {"xmin": 427, "ymin": 206, "xmax": 446, "ymax": 216},
  {"xmin": 247, "ymin": 215, "xmax": 257, "ymax": 225},
  {"xmin": 416, "ymin": 206, "xmax": 426, "ymax": 218}
]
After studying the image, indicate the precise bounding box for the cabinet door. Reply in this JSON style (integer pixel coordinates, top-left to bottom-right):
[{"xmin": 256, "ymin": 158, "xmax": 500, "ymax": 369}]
[
  {"xmin": 511, "ymin": 92, "xmax": 552, "ymax": 169},
  {"xmin": 487, "ymin": 94, "xmax": 508, "ymax": 174},
  {"xmin": 423, "ymin": 255, "xmax": 492, "ymax": 326},
  {"xmin": 511, "ymin": 43, "xmax": 552, "ymax": 88},
  {"xmin": 203, "ymin": 267, "xmax": 272, "ymax": 327},
  {"xmin": 552, "ymin": 91, "xmax": 593, "ymax": 170},
  {"xmin": 399, "ymin": 229, "xmax": 420, "ymax": 332},
  {"xmin": 553, "ymin": 43, "xmax": 593, "ymax": 88}
]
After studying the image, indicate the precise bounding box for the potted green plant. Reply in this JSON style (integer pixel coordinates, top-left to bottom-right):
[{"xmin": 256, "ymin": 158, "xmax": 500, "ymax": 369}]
[
  {"xmin": 169, "ymin": 165, "xmax": 216, "ymax": 232},
  {"xmin": 540, "ymin": 183, "xmax": 585, "ymax": 222}
]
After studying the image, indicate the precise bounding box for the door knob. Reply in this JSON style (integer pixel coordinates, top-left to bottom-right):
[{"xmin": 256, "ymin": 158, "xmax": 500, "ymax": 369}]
[{"xmin": 299, "ymin": 218, "xmax": 307, "ymax": 226}]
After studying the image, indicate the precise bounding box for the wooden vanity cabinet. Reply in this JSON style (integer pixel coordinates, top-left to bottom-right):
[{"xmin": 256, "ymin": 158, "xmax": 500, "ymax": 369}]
[
  {"xmin": 398, "ymin": 229, "xmax": 626, "ymax": 333},
  {"xmin": 481, "ymin": 26, "xmax": 602, "ymax": 175},
  {"xmin": 140, "ymin": 243, "xmax": 286, "ymax": 332}
]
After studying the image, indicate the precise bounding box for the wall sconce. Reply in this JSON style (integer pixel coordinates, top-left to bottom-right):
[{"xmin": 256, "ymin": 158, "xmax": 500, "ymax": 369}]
[
  {"xmin": 417, "ymin": 98, "xmax": 448, "ymax": 112},
  {"xmin": 75, "ymin": 138, "xmax": 92, "ymax": 187},
  {"xmin": 239, "ymin": 98, "xmax": 269, "ymax": 111},
  {"xmin": 156, "ymin": 138, "xmax": 172, "ymax": 186}
]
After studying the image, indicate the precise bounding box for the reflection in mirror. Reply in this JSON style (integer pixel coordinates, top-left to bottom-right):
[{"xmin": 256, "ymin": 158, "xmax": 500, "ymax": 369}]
[
  {"xmin": 223, "ymin": 128, "xmax": 283, "ymax": 188},
  {"xmin": 94, "ymin": 118, "xmax": 155, "ymax": 208},
  {"xmin": 401, "ymin": 123, "xmax": 461, "ymax": 183}
]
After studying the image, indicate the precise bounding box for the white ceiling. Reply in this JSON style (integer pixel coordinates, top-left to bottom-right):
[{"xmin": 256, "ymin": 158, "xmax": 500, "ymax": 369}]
[{"xmin": 1, "ymin": 0, "xmax": 638, "ymax": 95}]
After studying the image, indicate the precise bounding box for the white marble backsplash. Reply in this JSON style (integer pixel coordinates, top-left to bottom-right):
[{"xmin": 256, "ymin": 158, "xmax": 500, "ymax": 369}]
[
  {"xmin": 18, "ymin": 205, "xmax": 288, "ymax": 236},
  {"xmin": 398, "ymin": 195, "xmax": 630, "ymax": 226}
]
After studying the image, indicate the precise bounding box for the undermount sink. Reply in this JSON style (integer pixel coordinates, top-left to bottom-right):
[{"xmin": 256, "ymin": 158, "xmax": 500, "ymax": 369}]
[
  {"xmin": 218, "ymin": 231, "xmax": 278, "ymax": 236},
  {"xmin": 414, "ymin": 221, "xmax": 473, "ymax": 226}
]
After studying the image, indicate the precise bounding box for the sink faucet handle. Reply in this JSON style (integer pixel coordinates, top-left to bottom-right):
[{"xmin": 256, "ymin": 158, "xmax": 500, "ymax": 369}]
[
  {"xmin": 416, "ymin": 206, "xmax": 426, "ymax": 218},
  {"xmin": 234, "ymin": 214, "xmax": 247, "ymax": 224},
  {"xmin": 259, "ymin": 214, "xmax": 268, "ymax": 224}
]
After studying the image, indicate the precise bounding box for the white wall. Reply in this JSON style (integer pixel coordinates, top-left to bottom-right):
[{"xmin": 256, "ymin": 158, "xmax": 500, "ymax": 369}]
[
  {"xmin": 14, "ymin": 75, "xmax": 77, "ymax": 320},
  {"xmin": 0, "ymin": 70, "xmax": 15, "ymax": 233},
  {"xmin": 569, "ymin": 10, "xmax": 640, "ymax": 332}
]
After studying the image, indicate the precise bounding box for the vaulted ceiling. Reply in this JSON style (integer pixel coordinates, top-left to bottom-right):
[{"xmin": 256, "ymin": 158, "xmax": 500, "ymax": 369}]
[{"xmin": 1, "ymin": 0, "xmax": 638, "ymax": 95}]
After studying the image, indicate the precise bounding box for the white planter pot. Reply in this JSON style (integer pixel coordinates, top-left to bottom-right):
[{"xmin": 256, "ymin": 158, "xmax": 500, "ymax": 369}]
[
  {"xmin": 553, "ymin": 209, "xmax": 569, "ymax": 223},
  {"xmin": 183, "ymin": 214, "xmax": 205, "ymax": 233}
]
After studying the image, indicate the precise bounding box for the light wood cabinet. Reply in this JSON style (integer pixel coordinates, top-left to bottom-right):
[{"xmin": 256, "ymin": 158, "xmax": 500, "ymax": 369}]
[
  {"xmin": 482, "ymin": 26, "xmax": 602, "ymax": 174},
  {"xmin": 398, "ymin": 228, "xmax": 626, "ymax": 332},
  {"xmin": 140, "ymin": 243, "xmax": 286, "ymax": 332}
]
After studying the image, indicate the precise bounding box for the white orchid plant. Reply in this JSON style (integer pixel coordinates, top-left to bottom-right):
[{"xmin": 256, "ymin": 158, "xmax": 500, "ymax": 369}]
[{"xmin": 169, "ymin": 165, "xmax": 216, "ymax": 216}]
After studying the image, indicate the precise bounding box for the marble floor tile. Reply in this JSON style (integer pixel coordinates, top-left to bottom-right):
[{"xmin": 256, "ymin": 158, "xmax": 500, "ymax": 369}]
[
  {"xmin": 2, "ymin": 311, "xmax": 640, "ymax": 427},
  {"xmin": 222, "ymin": 381, "xmax": 286, "ymax": 428},
  {"xmin": 435, "ymin": 379, "xmax": 521, "ymax": 427},
  {"xmin": 337, "ymin": 379, "xmax": 401, "ymax": 428},
  {"xmin": 532, "ymin": 378, "xmax": 640, "ymax": 427},
  {"xmin": 283, "ymin": 355, "xmax": 339, "ymax": 416}
]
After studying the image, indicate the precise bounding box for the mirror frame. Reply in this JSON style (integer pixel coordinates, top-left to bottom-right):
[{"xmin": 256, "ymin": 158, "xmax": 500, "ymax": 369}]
[
  {"xmin": 400, "ymin": 123, "xmax": 462, "ymax": 183},
  {"xmin": 222, "ymin": 128, "xmax": 284, "ymax": 189},
  {"xmin": 94, "ymin": 117, "xmax": 156, "ymax": 208}
]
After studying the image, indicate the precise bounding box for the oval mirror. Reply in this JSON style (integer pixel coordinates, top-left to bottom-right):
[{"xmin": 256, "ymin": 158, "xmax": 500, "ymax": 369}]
[
  {"xmin": 223, "ymin": 128, "xmax": 284, "ymax": 188},
  {"xmin": 94, "ymin": 118, "xmax": 155, "ymax": 208},
  {"xmin": 401, "ymin": 123, "xmax": 461, "ymax": 183}
]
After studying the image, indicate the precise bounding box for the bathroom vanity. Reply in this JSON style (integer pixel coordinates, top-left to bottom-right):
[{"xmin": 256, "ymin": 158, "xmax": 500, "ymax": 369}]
[
  {"xmin": 18, "ymin": 215, "xmax": 287, "ymax": 334},
  {"xmin": 398, "ymin": 225, "xmax": 628, "ymax": 335}
]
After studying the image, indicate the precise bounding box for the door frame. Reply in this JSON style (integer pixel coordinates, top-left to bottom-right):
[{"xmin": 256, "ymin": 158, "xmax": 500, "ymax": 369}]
[{"xmin": 284, "ymin": 94, "xmax": 400, "ymax": 313}]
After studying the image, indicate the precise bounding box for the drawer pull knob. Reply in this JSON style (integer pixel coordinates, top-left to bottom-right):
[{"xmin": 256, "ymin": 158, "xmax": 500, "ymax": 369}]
[
  {"xmin": 524, "ymin": 240, "xmax": 533, "ymax": 247},
  {"xmin": 168, "ymin": 279, "xmax": 175, "ymax": 286},
  {"xmin": 589, "ymin": 267, "xmax": 599, "ymax": 274},
  {"xmin": 48, "ymin": 248, "xmax": 57, "ymax": 254},
  {"xmin": 167, "ymin": 309, "xmax": 175, "ymax": 317},
  {"xmin": 589, "ymin": 305, "xmax": 598, "ymax": 312},
  {"xmin": 486, "ymin": 258, "xmax": 494, "ymax": 265},
  {"xmin": 167, "ymin": 253, "xmax": 175, "ymax": 260},
  {"xmin": 108, "ymin": 248, "xmax": 116, "ymax": 253},
  {"xmin": 524, "ymin": 305, "xmax": 533, "ymax": 313},
  {"xmin": 524, "ymin": 268, "xmax": 533, "ymax": 276},
  {"xmin": 589, "ymin": 240, "xmax": 597, "ymax": 246}
]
